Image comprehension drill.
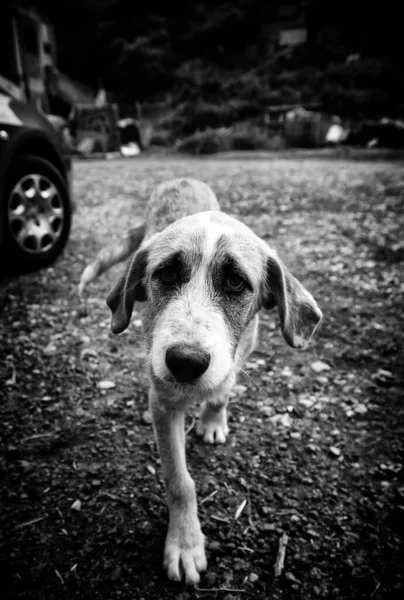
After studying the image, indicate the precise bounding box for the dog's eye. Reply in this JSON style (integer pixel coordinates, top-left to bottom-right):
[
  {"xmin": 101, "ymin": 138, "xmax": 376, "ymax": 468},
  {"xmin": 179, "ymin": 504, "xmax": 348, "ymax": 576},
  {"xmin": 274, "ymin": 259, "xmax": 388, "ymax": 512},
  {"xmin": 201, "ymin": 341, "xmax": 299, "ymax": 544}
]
[
  {"xmin": 225, "ymin": 274, "xmax": 245, "ymax": 293},
  {"xmin": 160, "ymin": 265, "xmax": 177, "ymax": 283}
]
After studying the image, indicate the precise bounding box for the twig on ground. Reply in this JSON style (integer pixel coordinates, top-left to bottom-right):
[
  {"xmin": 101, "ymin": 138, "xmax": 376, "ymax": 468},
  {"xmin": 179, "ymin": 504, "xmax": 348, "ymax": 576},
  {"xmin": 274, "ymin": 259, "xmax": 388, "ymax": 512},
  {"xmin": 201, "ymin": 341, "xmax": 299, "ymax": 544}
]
[
  {"xmin": 201, "ymin": 489, "xmax": 218, "ymax": 505},
  {"xmin": 247, "ymin": 486, "xmax": 254, "ymax": 527},
  {"xmin": 274, "ymin": 532, "xmax": 289, "ymax": 577},
  {"xmin": 6, "ymin": 363, "xmax": 17, "ymax": 386},
  {"xmin": 196, "ymin": 587, "xmax": 245, "ymax": 594},
  {"xmin": 15, "ymin": 516, "xmax": 46, "ymax": 530},
  {"xmin": 211, "ymin": 515, "xmax": 230, "ymax": 523},
  {"xmin": 54, "ymin": 568, "xmax": 64, "ymax": 584},
  {"xmin": 235, "ymin": 498, "xmax": 247, "ymax": 520},
  {"xmin": 370, "ymin": 582, "xmax": 380, "ymax": 597},
  {"xmin": 98, "ymin": 492, "xmax": 130, "ymax": 505},
  {"xmin": 21, "ymin": 432, "xmax": 55, "ymax": 442},
  {"xmin": 240, "ymin": 545, "xmax": 254, "ymax": 553}
]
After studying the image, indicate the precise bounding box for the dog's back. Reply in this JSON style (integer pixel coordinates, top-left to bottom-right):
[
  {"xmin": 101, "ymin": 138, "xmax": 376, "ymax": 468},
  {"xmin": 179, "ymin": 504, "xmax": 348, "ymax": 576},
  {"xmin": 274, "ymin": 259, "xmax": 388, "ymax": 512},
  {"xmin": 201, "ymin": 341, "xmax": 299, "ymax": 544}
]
[
  {"xmin": 78, "ymin": 178, "xmax": 220, "ymax": 298},
  {"xmin": 144, "ymin": 178, "xmax": 219, "ymax": 239}
]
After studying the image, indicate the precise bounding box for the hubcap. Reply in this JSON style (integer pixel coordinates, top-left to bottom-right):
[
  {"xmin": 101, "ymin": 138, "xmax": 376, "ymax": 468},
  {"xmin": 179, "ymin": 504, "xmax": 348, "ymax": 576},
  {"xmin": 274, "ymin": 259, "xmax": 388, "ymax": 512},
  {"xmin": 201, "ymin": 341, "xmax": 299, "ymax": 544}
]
[{"xmin": 8, "ymin": 174, "xmax": 64, "ymax": 254}]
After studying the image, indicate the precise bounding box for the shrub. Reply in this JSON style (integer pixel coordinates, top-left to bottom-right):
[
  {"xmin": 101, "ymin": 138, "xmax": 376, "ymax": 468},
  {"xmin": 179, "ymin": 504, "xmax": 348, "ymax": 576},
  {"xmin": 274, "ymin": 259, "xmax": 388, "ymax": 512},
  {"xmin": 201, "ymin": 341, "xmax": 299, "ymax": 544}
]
[
  {"xmin": 176, "ymin": 128, "xmax": 230, "ymax": 154},
  {"xmin": 176, "ymin": 123, "xmax": 273, "ymax": 155}
]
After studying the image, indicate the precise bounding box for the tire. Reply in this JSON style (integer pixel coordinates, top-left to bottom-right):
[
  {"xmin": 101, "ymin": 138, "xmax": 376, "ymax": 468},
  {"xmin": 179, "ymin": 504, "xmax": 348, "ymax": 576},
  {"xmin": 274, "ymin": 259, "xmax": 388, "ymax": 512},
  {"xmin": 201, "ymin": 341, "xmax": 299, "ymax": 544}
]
[{"xmin": 2, "ymin": 154, "xmax": 71, "ymax": 274}]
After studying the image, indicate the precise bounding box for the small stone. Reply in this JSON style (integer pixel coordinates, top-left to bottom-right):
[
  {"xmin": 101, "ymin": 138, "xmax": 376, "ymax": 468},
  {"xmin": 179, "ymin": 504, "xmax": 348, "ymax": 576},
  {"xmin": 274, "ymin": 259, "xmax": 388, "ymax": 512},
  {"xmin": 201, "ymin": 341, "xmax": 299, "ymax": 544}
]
[
  {"xmin": 43, "ymin": 343, "xmax": 57, "ymax": 355},
  {"xmin": 311, "ymin": 361, "xmax": 331, "ymax": 373},
  {"xmin": 110, "ymin": 566, "xmax": 122, "ymax": 581},
  {"xmin": 146, "ymin": 465, "xmax": 156, "ymax": 475},
  {"xmin": 307, "ymin": 529, "xmax": 319, "ymax": 537},
  {"xmin": 372, "ymin": 369, "xmax": 393, "ymax": 387},
  {"xmin": 329, "ymin": 446, "xmax": 341, "ymax": 457},
  {"xmin": 249, "ymin": 573, "xmax": 259, "ymax": 583},
  {"xmin": 97, "ymin": 380, "xmax": 115, "ymax": 390},
  {"xmin": 269, "ymin": 413, "xmax": 292, "ymax": 428},
  {"xmin": 259, "ymin": 406, "xmax": 274, "ymax": 418},
  {"xmin": 299, "ymin": 396, "xmax": 317, "ymax": 408},
  {"xmin": 208, "ymin": 541, "xmax": 221, "ymax": 550},
  {"xmin": 262, "ymin": 523, "xmax": 276, "ymax": 532},
  {"xmin": 142, "ymin": 410, "xmax": 153, "ymax": 424},
  {"xmin": 205, "ymin": 572, "xmax": 217, "ymax": 586},
  {"xmin": 376, "ymin": 369, "xmax": 392, "ymax": 379},
  {"xmin": 71, "ymin": 499, "xmax": 82, "ymax": 511},
  {"xmin": 285, "ymin": 572, "xmax": 300, "ymax": 583},
  {"xmin": 355, "ymin": 403, "xmax": 368, "ymax": 415}
]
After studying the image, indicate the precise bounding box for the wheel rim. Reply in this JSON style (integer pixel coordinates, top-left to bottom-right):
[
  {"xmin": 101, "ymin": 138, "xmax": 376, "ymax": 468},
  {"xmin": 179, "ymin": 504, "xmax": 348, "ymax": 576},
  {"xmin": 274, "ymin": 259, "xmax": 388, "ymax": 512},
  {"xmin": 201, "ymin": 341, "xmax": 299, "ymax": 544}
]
[{"xmin": 7, "ymin": 173, "xmax": 64, "ymax": 254}]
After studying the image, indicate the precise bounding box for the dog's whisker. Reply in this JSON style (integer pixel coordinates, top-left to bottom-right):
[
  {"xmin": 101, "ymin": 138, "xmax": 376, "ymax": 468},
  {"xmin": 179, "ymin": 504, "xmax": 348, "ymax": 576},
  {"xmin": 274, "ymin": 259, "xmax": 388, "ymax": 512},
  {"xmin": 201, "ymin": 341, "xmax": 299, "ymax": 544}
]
[
  {"xmin": 237, "ymin": 367, "xmax": 263, "ymax": 393},
  {"xmin": 185, "ymin": 416, "xmax": 196, "ymax": 435}
]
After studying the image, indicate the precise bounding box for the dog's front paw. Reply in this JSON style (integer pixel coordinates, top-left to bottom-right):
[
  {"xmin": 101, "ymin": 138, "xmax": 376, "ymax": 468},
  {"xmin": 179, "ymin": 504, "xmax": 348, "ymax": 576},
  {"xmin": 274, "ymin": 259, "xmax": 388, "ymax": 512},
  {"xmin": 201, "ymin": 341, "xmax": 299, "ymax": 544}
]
[
  {"xmin": 164, "ymin": 522, "xmax": 207, "ymax": 584},
  {"xmin": 197, "ymin": 402, "xmax": 229, "ymax": 444}
]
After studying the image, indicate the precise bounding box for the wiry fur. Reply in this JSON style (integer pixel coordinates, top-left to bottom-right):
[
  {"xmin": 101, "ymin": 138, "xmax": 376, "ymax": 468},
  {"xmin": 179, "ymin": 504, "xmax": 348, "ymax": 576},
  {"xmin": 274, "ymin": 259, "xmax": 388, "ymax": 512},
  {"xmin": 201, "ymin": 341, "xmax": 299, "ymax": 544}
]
[{"xmin": 78, "ymin": 177, "xmax": 322, "ymax": 585}]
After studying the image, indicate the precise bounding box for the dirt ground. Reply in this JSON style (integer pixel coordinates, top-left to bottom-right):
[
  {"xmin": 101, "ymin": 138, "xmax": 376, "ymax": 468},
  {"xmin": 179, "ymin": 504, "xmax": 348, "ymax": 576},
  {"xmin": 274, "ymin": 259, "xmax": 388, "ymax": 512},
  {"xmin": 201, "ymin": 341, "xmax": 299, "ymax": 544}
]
[{"xmin": 1, "ymin": 156, "xmax": 403, "ymax": 600}]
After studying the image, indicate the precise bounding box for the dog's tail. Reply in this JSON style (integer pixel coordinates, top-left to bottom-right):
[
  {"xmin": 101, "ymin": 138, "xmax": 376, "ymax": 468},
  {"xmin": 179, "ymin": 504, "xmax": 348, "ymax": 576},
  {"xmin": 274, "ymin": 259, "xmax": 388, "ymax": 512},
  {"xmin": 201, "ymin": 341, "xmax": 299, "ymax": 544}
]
[{"xmin": 78, "ymin": 223, "xmax": 146, "ymax": 299}]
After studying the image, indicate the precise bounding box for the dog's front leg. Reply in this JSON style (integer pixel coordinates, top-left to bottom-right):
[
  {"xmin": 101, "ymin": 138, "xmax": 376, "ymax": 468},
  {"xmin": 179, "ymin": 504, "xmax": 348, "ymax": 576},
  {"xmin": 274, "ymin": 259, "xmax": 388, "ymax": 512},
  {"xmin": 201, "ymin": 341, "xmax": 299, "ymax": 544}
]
[{"xmin": 150, "ymin": 389, "xmax": 207, "ymax": 584}]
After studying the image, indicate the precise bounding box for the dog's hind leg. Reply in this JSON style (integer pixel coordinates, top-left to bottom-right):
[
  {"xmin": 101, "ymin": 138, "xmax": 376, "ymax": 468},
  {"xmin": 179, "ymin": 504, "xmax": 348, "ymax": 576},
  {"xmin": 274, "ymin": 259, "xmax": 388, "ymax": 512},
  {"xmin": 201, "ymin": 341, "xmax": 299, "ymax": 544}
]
[
  {"xmin": 197, "ymin": 315, "xmax": 259, "ymax": 445},
  {"xmin": 197, "ymin": 397, "xmax": 230, "ymax": 444}
]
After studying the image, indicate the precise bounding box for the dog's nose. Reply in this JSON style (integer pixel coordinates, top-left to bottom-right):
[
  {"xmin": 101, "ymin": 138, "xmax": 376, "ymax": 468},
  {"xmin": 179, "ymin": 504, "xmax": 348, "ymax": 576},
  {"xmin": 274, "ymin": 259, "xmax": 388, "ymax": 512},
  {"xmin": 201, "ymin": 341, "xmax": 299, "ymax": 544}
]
[{"xmin": 166, "ymin": 344, "xmax": 210, "ymax": 382}]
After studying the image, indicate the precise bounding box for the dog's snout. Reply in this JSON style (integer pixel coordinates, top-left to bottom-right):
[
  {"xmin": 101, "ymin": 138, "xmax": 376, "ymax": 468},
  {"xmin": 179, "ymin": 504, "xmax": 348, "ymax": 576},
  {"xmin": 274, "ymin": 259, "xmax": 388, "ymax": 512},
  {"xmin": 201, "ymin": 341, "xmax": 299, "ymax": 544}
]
[{"xmin": 166, "ymin": 344, "xmax": 210, "ymax": 382}]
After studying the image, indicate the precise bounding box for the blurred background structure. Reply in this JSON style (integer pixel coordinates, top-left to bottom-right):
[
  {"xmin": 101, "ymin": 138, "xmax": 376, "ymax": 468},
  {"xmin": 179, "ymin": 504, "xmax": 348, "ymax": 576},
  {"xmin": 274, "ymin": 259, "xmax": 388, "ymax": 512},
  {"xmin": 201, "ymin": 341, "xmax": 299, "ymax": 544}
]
[{"xmin": 1, "ymin": 0, "xmax": 403, "ymax": 155}]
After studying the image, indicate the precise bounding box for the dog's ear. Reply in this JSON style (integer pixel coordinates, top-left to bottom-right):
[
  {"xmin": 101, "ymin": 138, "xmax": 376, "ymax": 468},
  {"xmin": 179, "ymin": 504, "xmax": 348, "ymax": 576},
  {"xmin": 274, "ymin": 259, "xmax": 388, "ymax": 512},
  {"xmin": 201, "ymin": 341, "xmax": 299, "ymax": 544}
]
[
  {"xmin": 262, "ymin": 254, "xmax": 322, "ymax": 349},
  {"xmin": 106, "ymin": 247, "xmax": 148, "ymax": 334}
]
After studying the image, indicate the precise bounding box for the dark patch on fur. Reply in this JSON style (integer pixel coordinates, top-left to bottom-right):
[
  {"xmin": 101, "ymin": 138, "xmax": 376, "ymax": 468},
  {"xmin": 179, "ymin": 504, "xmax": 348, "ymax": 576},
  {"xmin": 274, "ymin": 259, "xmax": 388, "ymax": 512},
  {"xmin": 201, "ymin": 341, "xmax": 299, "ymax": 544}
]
[{"xmin": 208, "ymin": 239, "xmax": 255, "ymax": 351}]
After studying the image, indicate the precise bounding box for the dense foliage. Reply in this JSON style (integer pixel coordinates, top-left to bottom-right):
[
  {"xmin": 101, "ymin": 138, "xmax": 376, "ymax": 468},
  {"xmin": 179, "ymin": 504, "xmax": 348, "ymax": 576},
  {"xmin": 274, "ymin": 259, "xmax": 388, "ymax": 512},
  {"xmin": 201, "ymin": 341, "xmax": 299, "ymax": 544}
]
[{"xmin": 9, "ymin": 1, "xmax": 404, "ymax": 129}]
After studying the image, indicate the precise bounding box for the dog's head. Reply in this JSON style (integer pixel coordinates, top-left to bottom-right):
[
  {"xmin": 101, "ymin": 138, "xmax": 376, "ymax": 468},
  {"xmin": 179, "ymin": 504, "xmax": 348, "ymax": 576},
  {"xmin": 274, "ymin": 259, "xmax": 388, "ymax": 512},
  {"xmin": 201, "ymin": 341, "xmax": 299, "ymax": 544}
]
[{"xmin": 107, "ymin": 211, "xmax": 322, "ymax": 394}]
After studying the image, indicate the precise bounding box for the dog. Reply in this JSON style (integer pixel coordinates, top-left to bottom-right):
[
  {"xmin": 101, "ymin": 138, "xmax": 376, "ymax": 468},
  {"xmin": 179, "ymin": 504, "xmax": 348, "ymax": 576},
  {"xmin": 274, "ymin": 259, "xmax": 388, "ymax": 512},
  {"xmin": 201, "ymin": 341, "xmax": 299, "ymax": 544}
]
[{"xmin": 78, "ymin": 178, "xmax": 322, "ymax": 584}]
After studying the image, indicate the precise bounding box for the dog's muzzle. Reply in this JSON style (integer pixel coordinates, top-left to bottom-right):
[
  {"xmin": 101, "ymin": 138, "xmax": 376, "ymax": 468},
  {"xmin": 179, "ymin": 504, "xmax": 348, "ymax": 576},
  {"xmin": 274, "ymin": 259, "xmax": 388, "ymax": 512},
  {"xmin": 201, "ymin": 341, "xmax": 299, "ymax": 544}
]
[{"xmin": 166, "ymin": 343, "xmax": 210, "ymax": 383}]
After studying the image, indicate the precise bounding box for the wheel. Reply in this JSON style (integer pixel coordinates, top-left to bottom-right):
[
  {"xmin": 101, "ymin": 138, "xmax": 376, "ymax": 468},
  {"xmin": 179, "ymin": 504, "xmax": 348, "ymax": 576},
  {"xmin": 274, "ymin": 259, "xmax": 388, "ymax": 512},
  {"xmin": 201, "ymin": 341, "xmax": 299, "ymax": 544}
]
[{"xmin": 2, "ymin": 154, "xmax": 71, "ymax": 273}]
